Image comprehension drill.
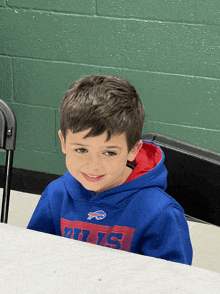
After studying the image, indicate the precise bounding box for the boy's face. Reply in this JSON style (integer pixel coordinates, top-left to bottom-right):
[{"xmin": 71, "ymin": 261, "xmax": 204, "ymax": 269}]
[{"xmin": 58, "ymin": 129, "xmax": 142, "ymax": 194}]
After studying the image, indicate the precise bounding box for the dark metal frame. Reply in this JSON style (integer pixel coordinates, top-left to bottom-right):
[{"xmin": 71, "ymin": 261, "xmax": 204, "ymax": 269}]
[
  {"xmin": 0, "ymin": 100, "xmax": 17, "ymax": 223},
  {"xmin": 142, "ymin": 133, "xmax": 220, "ymax": 227}
]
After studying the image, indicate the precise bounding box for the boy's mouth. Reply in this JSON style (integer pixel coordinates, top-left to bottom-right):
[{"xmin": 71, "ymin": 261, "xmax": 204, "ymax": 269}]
[{"xmin": 81, "ymin": 172, "xmax": 104, "ymax": 182}]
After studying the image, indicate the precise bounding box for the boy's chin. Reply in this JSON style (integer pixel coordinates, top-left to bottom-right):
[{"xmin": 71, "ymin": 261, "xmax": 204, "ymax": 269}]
[{"xmin": 79, "ymin": 179, "xmax": 104, "ymax": 194}]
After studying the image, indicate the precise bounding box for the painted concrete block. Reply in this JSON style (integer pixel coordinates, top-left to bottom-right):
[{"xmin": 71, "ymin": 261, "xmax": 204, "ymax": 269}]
[
  {"xmin": 8, "ymin": 103, "xmax": 56, "ymax": 152},
  {"xmin": 12, "ymin": 57, "xmax": 220, "ymax": 134},
  {"xmin": 1, "ymin": 9, "xmax": 219, "ymax": 78},
  {"xmin": 13, "ymin": 58, "xmax": 101, "ymax": 108},
  {"xmin": 97, "ymin": 0, "xmax": 195, "ymax": 22},
  {"xmin": 0, "ymin": 0, "xmax": 6, "ymax": 6},
  {"xmin": 12, "ymin": 148, "xmax": 66, "ymax": 175},
  {"xmin": 144, "ymin": 120, "xmax": 220, "ymax": 153},
  {"xmin": 7, "ymin": 0, "xmax": 96, "ymax": 14},
  {"xmin": 0, "ymin": 56, "xmax": 13, "ymax": 102},
  {"xmin": 195, "ymin": 0, "xmax": 220, "ymax": 25},
  {"xmin": 98, "ymin": 67, "xmax": 220, "ymax": 131}
]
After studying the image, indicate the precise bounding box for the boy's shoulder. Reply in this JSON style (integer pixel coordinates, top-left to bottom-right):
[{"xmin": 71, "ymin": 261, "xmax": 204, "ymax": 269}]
[
  {"xmin": 45, "ymin": 171, "xmax": 74, "ymax": 194},
  {"xmin": 134, "ymin": 186, "xmax": 184, "ymax": 215},
  {"xmin": 44, "ymin": 171, "xmax": 86, "ymax": 201},
  {"xmin": 46, "ymin": 173, "xmax": 65, "ymax": 189}
]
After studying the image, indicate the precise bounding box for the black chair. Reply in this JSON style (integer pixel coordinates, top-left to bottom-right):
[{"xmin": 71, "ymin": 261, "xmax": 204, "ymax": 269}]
[
  {"xmin": 0, "ymin": 100, "xmax": 17, "ymax": 223},
  {"xmin": 142, "ymin": 133, "xmax": 220, "ymax": 227}
]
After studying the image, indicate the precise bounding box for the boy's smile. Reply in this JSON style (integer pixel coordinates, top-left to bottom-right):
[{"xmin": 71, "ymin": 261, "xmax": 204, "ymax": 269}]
[
  {"xmin": 58, "ymin": 129, "xmax": 142, "ymax": 194},
  {"xmin": 81, "ymin": 173, "xmax": 105, "ymax": 182}
]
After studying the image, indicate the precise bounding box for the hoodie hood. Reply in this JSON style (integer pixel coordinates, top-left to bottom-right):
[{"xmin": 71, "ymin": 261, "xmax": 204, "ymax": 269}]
[
  {"xmin": 125, "ymin": 140, "xmax": 163, "ymax": 183},
  {"xmin": 63, "ymin": 140, "xmax": 168, "ymax": 207}
]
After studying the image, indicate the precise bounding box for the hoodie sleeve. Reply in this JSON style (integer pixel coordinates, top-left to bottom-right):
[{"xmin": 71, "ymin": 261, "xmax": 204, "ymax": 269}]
[
  {"xmin": 140, "ymin": 204, "xmax": 193, "ymax": 265},
  {"xmin": 27, "ymin": 186, "xmax": 56, "ymax": 234}
]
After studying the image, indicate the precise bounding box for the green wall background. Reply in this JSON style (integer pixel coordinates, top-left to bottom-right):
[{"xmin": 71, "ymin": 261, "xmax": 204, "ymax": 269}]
[{"xmin": 0, "ymin": 0, "xmax": 220, "ymax": 175}]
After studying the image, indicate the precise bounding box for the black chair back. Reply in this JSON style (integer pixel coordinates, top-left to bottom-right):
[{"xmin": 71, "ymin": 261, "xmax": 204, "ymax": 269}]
[
  {"xmin": 0, "ymin": 100, "xmax": 17, "ymax": 223},
  {"xmin": 142, "ymin": 133, "xmax": 220, "ymax": 227}
]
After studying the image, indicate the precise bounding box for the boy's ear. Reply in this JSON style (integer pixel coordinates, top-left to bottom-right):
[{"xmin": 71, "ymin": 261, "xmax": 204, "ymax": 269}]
[
  {"xmin": 127, "ymin": 140, "xmax": 143, "ymax": 161},
  {"xmin": 58, "ymin": 130, "xmax": 67, "ymax": 154}
]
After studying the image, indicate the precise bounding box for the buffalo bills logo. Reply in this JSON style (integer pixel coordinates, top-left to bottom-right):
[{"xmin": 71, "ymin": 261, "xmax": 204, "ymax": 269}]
[{"xmin": 87, "ymin": 210, "xmax": 106, "ymax": 220}]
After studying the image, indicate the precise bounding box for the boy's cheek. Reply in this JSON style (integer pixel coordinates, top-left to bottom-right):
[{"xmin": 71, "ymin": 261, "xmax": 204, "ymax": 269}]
[
  {"xmin": 65, "ymin": 157, "xmax": 76, "ymax": 170},
  {"xmin": 66, "ymin": 156, "xmax": 83, "ymax": 171}
]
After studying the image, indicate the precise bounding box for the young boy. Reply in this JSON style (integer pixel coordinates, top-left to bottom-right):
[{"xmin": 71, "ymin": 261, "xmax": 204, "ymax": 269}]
[{"xmin": 27, "ymin": 75, "xmax": 193, "ymax": 265}]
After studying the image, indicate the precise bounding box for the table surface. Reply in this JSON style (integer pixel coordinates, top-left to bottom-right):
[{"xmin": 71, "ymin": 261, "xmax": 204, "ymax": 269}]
[{"xmin": 0, "ymin": 223, "xmax": 220, "ymax": 294}]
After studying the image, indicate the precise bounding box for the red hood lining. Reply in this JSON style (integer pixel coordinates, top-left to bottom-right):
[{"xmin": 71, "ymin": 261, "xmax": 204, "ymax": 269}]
[{"xmin": 124, "ymin": 142, "xmax": 162, "ymax": 184}]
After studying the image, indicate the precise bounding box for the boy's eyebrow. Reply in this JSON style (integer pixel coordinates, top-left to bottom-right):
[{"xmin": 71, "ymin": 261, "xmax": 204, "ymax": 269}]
[
  {"xmin": 70, "ymin": 143, "xmax": 122, "ymax": 149},
  {"xmin": 70, "ymin": 143, "xmax": 89, "ymax": 146},
  {"xmin": 106, "ymin": 146, "xmax": 122, "ymax": 150}
]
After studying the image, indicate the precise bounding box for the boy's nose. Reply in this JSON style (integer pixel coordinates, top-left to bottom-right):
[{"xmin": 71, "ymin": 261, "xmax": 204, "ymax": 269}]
[{"xmin": 86, "ymin": 154, "xmax": 102, "ymax": 170}]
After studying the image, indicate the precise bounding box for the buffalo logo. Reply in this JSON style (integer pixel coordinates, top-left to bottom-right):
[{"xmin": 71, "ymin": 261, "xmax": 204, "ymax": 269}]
[{"xmin": 87, "ymin": 210, "xmax": 107, "ymax": 220}]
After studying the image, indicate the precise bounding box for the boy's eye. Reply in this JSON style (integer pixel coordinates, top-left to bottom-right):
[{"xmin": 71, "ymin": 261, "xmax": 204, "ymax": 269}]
[
  {"xmin": 75, "ymin": 148, "xmax": 87, "ymax": 153},
  {"xmin": 104, "ymin": 151, "xmax": 117, "ymax": 156}
]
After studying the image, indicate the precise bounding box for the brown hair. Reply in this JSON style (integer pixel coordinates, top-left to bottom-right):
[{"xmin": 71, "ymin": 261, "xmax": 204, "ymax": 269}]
[{"xmin": 60, "ymin": 75, "xmax": 145, "ymax": 152}]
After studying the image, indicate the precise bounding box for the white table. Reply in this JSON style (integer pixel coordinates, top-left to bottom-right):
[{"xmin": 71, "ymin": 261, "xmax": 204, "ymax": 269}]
[{"xmin": 0, "ymin": 223, "xmax": 220, "ymax": 294}]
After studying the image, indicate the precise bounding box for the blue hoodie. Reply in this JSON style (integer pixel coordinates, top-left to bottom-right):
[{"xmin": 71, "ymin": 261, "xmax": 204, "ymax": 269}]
[{"xmin": 27, "ymin": 140, "xmax": 193, "ymax": 265}]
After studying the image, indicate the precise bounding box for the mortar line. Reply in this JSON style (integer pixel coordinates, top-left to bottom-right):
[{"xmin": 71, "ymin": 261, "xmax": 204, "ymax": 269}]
[
  {"xmin": 10, "ymin": 57, "xmax": 15, "ymax": 102},
  {"xmin": 148, "ymin": 120, "xmax": 220, "ymax": 132},
  {"xmin": 2, "ymin": 55, "xmax": 220, "ymax": 82},
  {"xmin": 2, "ymin": 5, "xmax": 220, "ymax": 27}
]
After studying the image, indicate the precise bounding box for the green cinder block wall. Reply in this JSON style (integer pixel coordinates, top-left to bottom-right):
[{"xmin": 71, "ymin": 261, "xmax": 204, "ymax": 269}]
[{"xmin": 0, "ymin": 0, "xmax": 220, "ymax": 175}]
